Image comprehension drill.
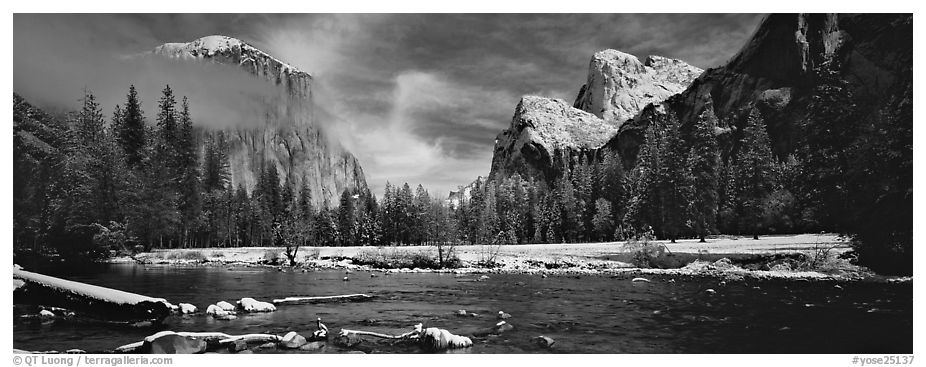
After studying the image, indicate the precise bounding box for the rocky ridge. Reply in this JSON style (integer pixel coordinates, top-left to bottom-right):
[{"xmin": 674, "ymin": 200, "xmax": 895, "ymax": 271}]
[
  {"xmin": 488, "ymin": 96, "xmax": 616, "ymax": 184},
  {"xmin": 573, "ymin": 49, "xmax": 702, "ymax": 127}
]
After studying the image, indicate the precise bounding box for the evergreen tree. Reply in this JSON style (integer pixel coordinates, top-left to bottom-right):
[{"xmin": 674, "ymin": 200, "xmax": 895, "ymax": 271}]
[
  {"xmin": 624, "ymin": 123, "xmax": 662, "ymax": 238},
  {"xmin": 118, "ymin": 85, "xmax": 146, "ymax": 168},
  {"xmin": 658, "ymin": 114, "xmax": 692, "ymax": 242},
  {"xmin": 202, "ymin": 133, "xmax": 230, "ymax": 192},
  {"xmin": 176, "ymin": 97, "xmax": 201, "ymax": 247},
  {"xmin": 155, "ymin": 85, "xmax": 178, "ymax": 170},
  {"xmin": 688, "ymin": 111, "xmax": 722, "ymax": 242},
  {"xmin": 730, "ymin": 108, "xmax": 777, "ymax": 240},
  {"xmin": 592, "ymin": 198, "xmax": 613, "ymax": 241}
]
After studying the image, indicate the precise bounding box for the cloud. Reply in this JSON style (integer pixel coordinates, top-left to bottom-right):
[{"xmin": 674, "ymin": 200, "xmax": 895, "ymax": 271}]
[{"xmin": 14, "ymin": 14, "xmax": 279, "ymax": 129}]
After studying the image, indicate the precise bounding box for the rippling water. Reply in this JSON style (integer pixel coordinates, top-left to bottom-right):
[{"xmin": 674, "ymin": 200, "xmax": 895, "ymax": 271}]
[{"xmin": 13, "ymin": 264, "xmax": 912, "ymax": 353}]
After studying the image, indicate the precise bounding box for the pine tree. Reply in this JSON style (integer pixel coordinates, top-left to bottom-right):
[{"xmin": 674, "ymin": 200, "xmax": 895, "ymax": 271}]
[
  {"xmin": 118, "ymin": 85, "xmax": 146, "ymax": 168},
  {"xmin": 730, "ymin": 108, "xmax": 777, "ymax": 240},
  {"xmin": 658, "ymin": 114, "xmax": 692, "ymax": 243},
  {"xmin": 155, "ymin": 85, "xmax": 178, "ymax": 171},
  {"xmin": 338, "ymin": 189, "xmax": 356, "ymax": 246},
  {"xmin": 592, "ymin": 198, "xmax": 613, "ymax": 241},
  {"xmin": 176, "ymin": 97, "xmax": 201, "ymax": 247},
  {"xmin": 624, "ymin": 123, "xmax": 662, "ymax": 238},
  {"xmin": 688, "ymin": 111, "xmax": 722, "ymax": 242},
  {"xmin": 202, "ymin": 133, "xmax": 230, "ymax": 192}
]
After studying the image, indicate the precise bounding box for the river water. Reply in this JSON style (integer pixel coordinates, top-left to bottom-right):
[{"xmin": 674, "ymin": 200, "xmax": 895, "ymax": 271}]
[{"xmin": 13, "ymin": 264, "xmax": 912, "ymax": 353}]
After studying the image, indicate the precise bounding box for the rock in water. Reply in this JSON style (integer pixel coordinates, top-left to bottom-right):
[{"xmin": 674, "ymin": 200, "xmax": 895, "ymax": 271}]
[
  {"xmin": 39, "ymin": 309, "xmax": 55, "ymax": 318},
  {"xmin": 299, "ymin": 341, "xmax": 326, "ymax": 352},
  {"xmin": 178, "ymin": 303, "xmax": 197, "ymax": 314},
  {"xmin": 631, "ymin": 277, "xmax": 651, "ymax": 282},
  {"xmin": 280, "ymin": 331, "xmax": 307, "ymax": 349},
  {"xmin": 144, "ymin": 332, "xmax": 207, "ymax": 354},
  {"xmin": 150, "ymin": 35, "xmax": 367, "ymax": 208},
  {"xmin": 418, "ymin": 326, "xmax": 473, "ymax": 350},
  {"xmin": 497, "ymin": 311, "xmax": 512, "ymax": 320},
  {"xmin": 573, "ymin": 49, "xmax": 702, "ymax": 127},
  {"xmin": 335, "ymin": 333, "xmax": 362, "ymax": 348},
  {"xmin": 227, "ymin": 340, "xmax": 247, "ymax": 353},
  {"xmin": 237, "ymin": 297, "xmax": 276, "ymax": 313},
  {"xmin": 533, "ymin": 336, "xmax": 556, "ymax": 349},
  {"xmin": 216, "ymin": 301, "xmax": 236, "ymax": 312}
]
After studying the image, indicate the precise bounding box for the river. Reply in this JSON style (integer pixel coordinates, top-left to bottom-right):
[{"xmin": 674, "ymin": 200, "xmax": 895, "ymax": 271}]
[{"xmin": 13, "ymin": 264, "xmax": 912, "ymax": 353}]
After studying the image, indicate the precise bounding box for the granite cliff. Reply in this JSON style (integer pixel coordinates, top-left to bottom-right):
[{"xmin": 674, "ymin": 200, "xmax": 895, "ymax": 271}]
[{"xmin": 153, "ymin": 35, "xmax": 367, "ymax": 206}]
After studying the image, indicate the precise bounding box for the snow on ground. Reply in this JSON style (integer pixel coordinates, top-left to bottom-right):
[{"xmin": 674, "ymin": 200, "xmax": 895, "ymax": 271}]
[{"xmin": 129, "ymin": 234, "xmax": 869, "ymax": 280}]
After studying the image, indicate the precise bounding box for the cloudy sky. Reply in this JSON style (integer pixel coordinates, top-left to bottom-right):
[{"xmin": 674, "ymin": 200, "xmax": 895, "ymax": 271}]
[{"xmin": 14, "ymin": 14, "xmax": 763, "ymax": 197}]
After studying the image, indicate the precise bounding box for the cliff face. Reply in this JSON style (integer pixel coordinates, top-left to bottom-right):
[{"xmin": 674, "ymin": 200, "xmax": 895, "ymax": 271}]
[
  {"xmin": 153, "ymin": 35, "xmax": 367, "ymax": 206},
  {"xmin": 573, "ymin": 50, "xmax": 702, "ymax": 127},
  {"xmin": 608, "ymin": 14, "xmax": 913, "ymax": 169},
  {"xmin": 487, "ymin": 50, "xmax": 700, "ymax": 186},
  {"xmin": 488, "ymin": 96, "xmax": 616, "ymax": 184}
]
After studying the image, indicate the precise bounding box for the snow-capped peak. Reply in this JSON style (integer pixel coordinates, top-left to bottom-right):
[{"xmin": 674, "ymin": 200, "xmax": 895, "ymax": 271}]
[{"xmin": 152, "ymin": 35, "xmax": 308, "ymax": 77}]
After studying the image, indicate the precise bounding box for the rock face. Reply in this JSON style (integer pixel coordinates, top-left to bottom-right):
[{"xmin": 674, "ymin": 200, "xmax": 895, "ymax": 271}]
[
  {"xmin": 153, "ymin": 35, "xmax": 367, "ymax": 207},
  {"xmin": 488, "ymin": 96, "xmax": 616, "ymax": 184},
  {"xmin": 486, "ymin": 50, "xmax": 699, "ymax": 187},
  {"xmin": 608, "ymin": 14, "xmax": 912, "ymax": 169},
  {"xmin": 573, "ymin": 49, "xmax": 702, "ymax": 127}
]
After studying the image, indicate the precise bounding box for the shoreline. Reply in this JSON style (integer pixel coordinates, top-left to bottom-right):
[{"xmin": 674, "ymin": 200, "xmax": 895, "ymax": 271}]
[{"xmin": 117, "ymin": 234, "xmax": 911, "ymax": 283}]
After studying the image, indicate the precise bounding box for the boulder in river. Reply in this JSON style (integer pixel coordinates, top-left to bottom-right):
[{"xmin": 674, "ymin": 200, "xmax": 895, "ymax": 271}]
[
  {"xmin": 299, "ymin": 341, "xmax": 326, "ymax": 352},
  {"xmin": 238, "ymin": 297, "xmax": 276, "ymax": 312},
  {"xmin": 533, "ymin": 336, "xmax": 555, "ymax": 349},
  {"xmin": 227, "ymin": 340, "xmax": 248, "ymax": 353},
  {"xmin": 143, "ymin": 332, "xmax": 207, "ymax": 354},
  {"xmin": 178, "ymin": 303, "xmax": 197, "ymax": 314},
  {"xmin": 335, "ymin": 333, "xmax": 363, "ymax": 348},
  {"xmin": 418, "ymin": 325, "xmax": 473, "ymax": 350},
  {"xmin": 216, "ymin": 301, "xmax": 236, "ymax": 312},
  {"xmin": 280, "ymin": 331, "xmax": 307, "ymax": 349}
]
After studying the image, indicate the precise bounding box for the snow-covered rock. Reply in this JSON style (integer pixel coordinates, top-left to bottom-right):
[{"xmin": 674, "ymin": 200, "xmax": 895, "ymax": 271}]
[
  {"xmin": 206, "ymin": 304, "xmax": 228, "ymax": 316},
  {"xmin": 216, "ymin": 301, "xmax": 236, "ymax": 312},
  {"xmin": 574, "ymin": 50, "xmax": 702, "ymax": 127},
  {"xmin": 488, "ymin": 96, "xmax": 617, "ymax": 183},
  {"xmin": 237, "ymin": 297, "xmax": 276, "ymax": 313},
  {"xmin": 142, "ymin": 331, "xmax": 208, "ymax": 354},
  {"xmin": 178, "ymin": 303, "xmax": 197, "ymax": 314},
  {"xmin": 39, "ymin": 309, "xmax": 55, "ymax": 318}
]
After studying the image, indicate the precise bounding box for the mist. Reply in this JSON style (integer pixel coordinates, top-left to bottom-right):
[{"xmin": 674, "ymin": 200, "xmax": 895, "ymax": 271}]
[{"xmin": 14, "ymin": 14, "xmax": 279, "ymax": 129}]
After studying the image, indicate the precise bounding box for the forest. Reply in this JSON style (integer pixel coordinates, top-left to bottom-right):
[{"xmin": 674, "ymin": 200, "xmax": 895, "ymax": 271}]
[{"xmin": 13, "ymin": 72, "xmax": 912, "ymax": 274}]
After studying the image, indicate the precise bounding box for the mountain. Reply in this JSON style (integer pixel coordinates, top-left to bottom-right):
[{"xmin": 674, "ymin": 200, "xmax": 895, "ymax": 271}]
[
  {"xmin": 486, "ymin": 50, "xmax": 700, "ymax": 186},
  {"xmin": 607, "ymin": 13, "xmax": 912, "ymax": 169},
  {"xmin": 488, "ymin": 96, "xmax": 617, "ymax": 184},
  {"xmin": 152, "ymin": 35, "xmax": 367, "ymax": 206},
  {"xmin": 573, "ymin": 50, "xmax": 702, "ymax": 127}
]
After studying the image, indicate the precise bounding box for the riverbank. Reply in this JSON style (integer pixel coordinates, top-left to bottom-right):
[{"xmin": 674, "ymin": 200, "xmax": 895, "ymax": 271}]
[{"xmin": 120, "ymin": 234, "xmax": 907, "ymax": 282}]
